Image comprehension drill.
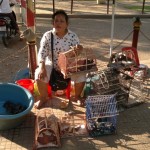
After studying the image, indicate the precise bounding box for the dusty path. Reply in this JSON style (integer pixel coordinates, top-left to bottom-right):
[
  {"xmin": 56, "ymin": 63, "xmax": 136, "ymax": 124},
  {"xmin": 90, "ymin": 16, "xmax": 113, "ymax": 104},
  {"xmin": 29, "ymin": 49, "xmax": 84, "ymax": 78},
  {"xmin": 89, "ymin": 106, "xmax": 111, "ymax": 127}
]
[
  {"xmin": 0, "ymin": 1, "xmax": 150, "ymax": 150},
  {"xmin": 0, "ymin": 0, "xmax": 150, "ymax": 82},
  {"xmin": 1, "ymin": 17, "xmax": 150, "ymax": 82}
]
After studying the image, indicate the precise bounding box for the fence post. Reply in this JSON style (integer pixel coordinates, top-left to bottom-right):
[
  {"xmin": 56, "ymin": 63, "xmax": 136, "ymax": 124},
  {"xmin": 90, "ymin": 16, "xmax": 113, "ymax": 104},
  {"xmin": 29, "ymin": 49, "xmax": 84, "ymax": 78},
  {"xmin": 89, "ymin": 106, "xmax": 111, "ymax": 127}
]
[
  {"xmin": 132, "ymin": 17, "xmax": 141, "ymax": 49},
  {"xmin": 142, "ymin": 0, "xmax": 145, "ymax": 14},
  {"xmin": 28, "ymin": 41, "xmax": 37, "ymax": 79},
  {"xmin": 25, "ymin": 0, "xmax": 36, "ymax": 78},
  {"xmin": 26, "ymin": 0, "xmax": 35, "ymax": 32},
  {"xmin": 21, "ymin": 28, "xmax": 37, "ymax": 79},
  {"xmin": 53, "ymin": 0, "xmax": 55, "ymax": 13}
]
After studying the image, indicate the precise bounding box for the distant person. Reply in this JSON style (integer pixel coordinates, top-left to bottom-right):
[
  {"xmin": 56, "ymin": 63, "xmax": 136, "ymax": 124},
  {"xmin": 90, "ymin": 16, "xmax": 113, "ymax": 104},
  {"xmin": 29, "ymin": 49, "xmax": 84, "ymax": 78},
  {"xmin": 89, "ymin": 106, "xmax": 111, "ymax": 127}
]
[{"xmin": 0, "ymin": 0, "xmax": 21, "ymax": 35}]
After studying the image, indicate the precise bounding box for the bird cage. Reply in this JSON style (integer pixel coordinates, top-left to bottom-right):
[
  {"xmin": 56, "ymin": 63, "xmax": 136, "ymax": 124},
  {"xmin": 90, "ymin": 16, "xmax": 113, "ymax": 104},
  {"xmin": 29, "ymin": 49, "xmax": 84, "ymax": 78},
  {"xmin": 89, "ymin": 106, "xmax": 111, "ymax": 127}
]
[
  {"xmin": 108, "ymin": 51, "xmax": 137, "ymax": 68},
  {"xmin": 86, "ymin": 94, "xmax": 118, "ymax": 137},
  {"xmin": 34, "ymin": 108, "xmax": 61, "ymax": 149},
  {"xmin": 85, "ymin": 69, "xmax": 120, "ymax": 95},
  {"xmin": 84, "ymin": 68, "xmax": 128, "ymax": 107},
  {"xmin": 58, "ymin": 46, "xmax": 97, "ymax": 78},
  {"xmin": 59, "ymin": 112, "xmax": 87, "ymax": 138}
]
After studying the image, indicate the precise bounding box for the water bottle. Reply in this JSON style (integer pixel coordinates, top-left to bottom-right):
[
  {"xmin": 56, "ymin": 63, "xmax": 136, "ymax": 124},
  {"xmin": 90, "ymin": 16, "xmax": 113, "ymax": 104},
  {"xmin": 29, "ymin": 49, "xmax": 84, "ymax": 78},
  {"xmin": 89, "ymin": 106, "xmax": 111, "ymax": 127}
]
[
  {"xmin": 70, "ymin": 81, "xmax": 75, "ymax": 97},
  {"xmin": 84, "ymin": 78, "xmax": 91, "ymax": 97}
]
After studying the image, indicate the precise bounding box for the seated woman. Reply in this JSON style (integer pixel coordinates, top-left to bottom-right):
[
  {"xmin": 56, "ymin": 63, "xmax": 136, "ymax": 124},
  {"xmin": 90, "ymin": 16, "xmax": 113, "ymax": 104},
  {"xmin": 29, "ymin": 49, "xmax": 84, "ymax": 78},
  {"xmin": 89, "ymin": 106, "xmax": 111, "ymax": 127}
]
[
  {"xmin": 0, "ymin": 0, "xmax": 21, "ymax": 35},
  {"xmin": 34, "ymin": 9, "xmax": 86, "ymax": 109}
]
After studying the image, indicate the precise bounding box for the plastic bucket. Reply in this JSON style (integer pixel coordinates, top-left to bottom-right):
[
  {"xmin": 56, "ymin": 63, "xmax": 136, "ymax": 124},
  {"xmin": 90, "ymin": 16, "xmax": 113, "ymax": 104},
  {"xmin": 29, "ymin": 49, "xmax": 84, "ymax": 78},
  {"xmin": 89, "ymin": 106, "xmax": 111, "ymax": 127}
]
[{"xmin": 16, "ymin": 79, "xmax": 34, "ymax": 94}]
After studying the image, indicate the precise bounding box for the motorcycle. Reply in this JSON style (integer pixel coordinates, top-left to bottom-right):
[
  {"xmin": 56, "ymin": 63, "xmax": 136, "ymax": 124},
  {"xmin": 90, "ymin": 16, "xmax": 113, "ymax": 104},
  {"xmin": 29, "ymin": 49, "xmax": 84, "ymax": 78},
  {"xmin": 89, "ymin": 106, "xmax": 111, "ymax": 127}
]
[{"xmin": 0, "ymin": 3, "xmax": 19, "ymax": 47}]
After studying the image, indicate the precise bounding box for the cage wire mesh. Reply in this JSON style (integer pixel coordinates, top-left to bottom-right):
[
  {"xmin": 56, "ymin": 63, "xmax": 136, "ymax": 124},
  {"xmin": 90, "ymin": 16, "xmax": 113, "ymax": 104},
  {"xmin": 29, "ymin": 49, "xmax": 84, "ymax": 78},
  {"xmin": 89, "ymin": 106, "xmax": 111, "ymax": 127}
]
[
  {"xmin": 127, "ymin": 78, "xmax": 150, "ymax": 104},
  {"xmin": 86, "ymin": 94, "xmax": 118, "ymax": 119},
  {"xmin": 86, "ymin": 94, "xmax": 118, "ymax": 137},
  {"xmin": 59, "ymin": 113, "xmax": 88, "ymax": 138},
  {"xmin": 84, "ymin": 68, "xmax": 129, "ymax": 108}
]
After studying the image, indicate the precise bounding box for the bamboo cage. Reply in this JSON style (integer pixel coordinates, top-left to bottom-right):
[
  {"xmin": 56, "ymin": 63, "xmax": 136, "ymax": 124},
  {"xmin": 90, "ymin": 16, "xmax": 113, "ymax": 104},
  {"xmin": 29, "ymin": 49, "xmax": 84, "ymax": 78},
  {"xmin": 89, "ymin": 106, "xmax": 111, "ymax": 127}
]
[
  {"xmin": 34, "ymin": 108, "xmax": 61, "ymax": 149},
  {"xmin": 58, "ymin": 46, "xmax": 97, "ymax": 78}
]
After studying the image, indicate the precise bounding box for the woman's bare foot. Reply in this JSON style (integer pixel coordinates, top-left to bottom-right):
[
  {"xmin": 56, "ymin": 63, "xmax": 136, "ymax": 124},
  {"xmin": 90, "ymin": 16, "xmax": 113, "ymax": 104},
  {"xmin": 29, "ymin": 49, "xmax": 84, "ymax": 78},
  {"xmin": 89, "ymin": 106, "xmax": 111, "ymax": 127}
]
[
  {"xmin": 34, "ymin": 98, "xmax": 49, "ymax": 109},
  {"xmin": 71, "ymin": 97, "xmax": 85, "ymax": 107},
  {"xmin": 76, "ymin": 98, "xmax": 85, "ymax": 106}
]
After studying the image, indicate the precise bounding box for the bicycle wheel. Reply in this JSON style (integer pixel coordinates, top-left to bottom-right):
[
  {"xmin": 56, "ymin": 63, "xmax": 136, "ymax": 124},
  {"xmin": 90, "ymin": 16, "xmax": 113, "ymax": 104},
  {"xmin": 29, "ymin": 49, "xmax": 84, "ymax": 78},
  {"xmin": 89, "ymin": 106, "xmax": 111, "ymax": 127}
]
[{"xmin": 2, "ymin": 33, "xmax": 11, "ymax": 47}]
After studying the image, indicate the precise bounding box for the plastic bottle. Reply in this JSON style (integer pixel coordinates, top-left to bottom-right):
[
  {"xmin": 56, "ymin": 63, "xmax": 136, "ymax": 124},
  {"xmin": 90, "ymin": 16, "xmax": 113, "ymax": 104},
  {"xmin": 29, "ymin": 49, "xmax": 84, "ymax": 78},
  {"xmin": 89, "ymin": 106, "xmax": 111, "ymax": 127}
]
[
  {"xmin": 84, "ymin": 78, "xmax": 91, "ymax": 97},
  {"xmin": 70, "ymin": 81, "xmax": 75, "ymax": 97},
  {"xmin": 34, "ymin": 82, "xmax": 40, "ymax": 96}
]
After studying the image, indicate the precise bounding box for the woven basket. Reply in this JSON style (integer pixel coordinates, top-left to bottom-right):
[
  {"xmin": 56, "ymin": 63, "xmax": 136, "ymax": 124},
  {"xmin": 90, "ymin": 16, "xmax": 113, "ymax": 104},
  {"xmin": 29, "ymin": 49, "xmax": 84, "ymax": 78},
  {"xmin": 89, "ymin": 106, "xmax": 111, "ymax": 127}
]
[{"xmin": 58, "ymin": 46, "xmax": 97, "ymax": 78}]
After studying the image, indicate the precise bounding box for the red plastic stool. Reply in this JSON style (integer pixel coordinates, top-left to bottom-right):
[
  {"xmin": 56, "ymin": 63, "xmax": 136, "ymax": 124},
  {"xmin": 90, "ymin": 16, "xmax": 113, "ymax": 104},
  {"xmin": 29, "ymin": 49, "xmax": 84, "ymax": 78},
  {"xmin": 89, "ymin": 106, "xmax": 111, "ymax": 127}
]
[
  {"xmin": 65, "ymin": 81, "xmax": 71, "ymax": 100},
  {"xmin": 34, "ymin": 81, "xmax": 70, "ymax": 99},
  {"xmin": 122, "ymin": 47, "xmax": 140, "ymax": 76},
  {"xmin": 122, "ymin": 47, "xmax": 140, "ymax": 66},
  {"xmin": 48, "ymin": 81, "xmax": 71, "ymax": 100},
  {"xmin": 47, "ymin": 84, "xmax": 52, "ymax": 97}
]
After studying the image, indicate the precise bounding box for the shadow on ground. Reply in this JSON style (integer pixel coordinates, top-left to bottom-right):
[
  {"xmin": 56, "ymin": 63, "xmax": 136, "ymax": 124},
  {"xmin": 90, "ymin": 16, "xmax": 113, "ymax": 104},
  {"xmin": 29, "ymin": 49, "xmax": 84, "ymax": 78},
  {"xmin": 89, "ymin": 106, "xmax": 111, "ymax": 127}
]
[{"xmin": 0, "ymin": 101, "xmax": 150, "ymax": 150}]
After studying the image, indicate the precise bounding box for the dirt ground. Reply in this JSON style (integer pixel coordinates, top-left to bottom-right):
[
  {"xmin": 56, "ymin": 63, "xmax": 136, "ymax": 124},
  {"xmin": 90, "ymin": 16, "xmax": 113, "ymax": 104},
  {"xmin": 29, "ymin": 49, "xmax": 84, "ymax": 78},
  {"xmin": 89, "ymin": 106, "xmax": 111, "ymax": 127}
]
[
  {"xmin": 0, "ymin": 1, "xmax": 150, "ymax": 150},
  {"xmin": 0, "ymin": 0, "xmax": 150, "ymax": 82},
  {"xmin": 1, "ymin": 17, "xmax": 150, "ymax": 82}
]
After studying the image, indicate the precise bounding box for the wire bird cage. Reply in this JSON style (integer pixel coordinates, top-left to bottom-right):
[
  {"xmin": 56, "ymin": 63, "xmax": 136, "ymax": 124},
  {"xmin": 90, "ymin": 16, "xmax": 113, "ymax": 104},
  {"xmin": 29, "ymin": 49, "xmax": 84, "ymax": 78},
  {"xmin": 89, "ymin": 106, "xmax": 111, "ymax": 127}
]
[
  {"xmin": 86, "ymin": 94, "xmax": 118, "ymax": 137},
  {"xmin": 58, "ymin": 46, "xmax": 97, "ymax": 78},
  {"xmin": 84, "ymin": 68, "xmax": 128, "ymax": 107},
  {"xmin": 59, "ymin": 113, "xmax": 87, "ymax": 138}
]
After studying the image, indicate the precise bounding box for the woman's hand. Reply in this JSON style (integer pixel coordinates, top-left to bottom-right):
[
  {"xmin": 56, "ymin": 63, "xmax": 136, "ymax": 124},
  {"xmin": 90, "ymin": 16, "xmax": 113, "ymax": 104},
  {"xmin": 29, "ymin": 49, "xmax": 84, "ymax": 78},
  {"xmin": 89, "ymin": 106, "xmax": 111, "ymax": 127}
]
[
  {"xmin": 75, "ymin": 44, "xmax": 83, "ymax": 55},
  {"xmin": 75, "ymin": 44, "xmax": 83, "ymax": 50},
  {"xmin": 38, "ymin": 62, "xmax": 47, "ymax": 80}
]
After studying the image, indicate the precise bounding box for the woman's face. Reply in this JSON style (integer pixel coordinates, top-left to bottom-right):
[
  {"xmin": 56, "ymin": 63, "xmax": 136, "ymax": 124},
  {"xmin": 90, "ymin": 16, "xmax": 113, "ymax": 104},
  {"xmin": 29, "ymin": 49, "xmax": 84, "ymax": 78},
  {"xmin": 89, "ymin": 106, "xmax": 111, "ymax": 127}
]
[{"xmin": 53, "ymin": 14, "xmax": 68, "ymax": 33}]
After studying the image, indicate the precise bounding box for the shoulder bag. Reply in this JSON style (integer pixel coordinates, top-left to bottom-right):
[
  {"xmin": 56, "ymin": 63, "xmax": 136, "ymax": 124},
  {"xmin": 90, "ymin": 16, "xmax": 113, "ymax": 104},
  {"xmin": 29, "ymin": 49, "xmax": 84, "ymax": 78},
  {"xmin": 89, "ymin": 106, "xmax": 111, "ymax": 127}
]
[{"xmin": 49, "ymin": 32, "xmax": 70, "ymax": 91}]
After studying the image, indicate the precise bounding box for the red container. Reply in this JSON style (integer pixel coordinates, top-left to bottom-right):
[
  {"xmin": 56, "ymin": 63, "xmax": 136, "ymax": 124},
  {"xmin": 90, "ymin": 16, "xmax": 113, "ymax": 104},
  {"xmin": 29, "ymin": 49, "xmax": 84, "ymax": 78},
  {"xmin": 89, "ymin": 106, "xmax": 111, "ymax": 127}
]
[
  {"xmin": 47, "ymin": 84, "xmax": 52, "ymax": 97},
  {"xmin": 16, "ymin": 79, "xmax": 34, "ymax": 94}
]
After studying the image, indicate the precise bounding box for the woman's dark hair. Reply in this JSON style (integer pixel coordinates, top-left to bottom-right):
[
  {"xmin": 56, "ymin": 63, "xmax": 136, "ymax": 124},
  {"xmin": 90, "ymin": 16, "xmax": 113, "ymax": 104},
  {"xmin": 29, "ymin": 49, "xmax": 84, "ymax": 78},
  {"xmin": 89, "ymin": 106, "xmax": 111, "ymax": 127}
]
[{"xmin": 52, "ymin": 10, "xmax": 69, "ymax": 23}]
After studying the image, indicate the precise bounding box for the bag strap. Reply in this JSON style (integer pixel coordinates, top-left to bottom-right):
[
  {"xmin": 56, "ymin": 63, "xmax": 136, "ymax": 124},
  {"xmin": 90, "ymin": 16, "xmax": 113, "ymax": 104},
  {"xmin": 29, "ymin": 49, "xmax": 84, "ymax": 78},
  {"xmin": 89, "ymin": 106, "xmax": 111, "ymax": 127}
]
[
  {"xmin": 0, "ymin": 0, "xmax": 3, "ymax": 6},
  {"xmin": 51, "ymin": 32, "xmax": 54, "ymax": 67}
]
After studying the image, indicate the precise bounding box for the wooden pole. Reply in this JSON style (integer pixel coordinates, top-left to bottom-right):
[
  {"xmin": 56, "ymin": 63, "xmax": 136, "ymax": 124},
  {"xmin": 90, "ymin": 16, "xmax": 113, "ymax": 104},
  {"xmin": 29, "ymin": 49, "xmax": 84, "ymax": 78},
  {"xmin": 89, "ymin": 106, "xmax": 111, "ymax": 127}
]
[
  {"xmin": 27, "ymin": 41, "xmax": 37, "ymax": 79},
  {"xmin": 53, "ymin": 0, "xmax": 55, "ymax": 13},
  {"xmin": 142, "ymin": 0, "xmax": 145, "ymax": 14},
  {"xmin": 107, "ymin": 0, "xmax": 110, "ymax": 14},
  {"xmin": 71, "ymin": 0, "xmax": 73, "ymax": 14}
]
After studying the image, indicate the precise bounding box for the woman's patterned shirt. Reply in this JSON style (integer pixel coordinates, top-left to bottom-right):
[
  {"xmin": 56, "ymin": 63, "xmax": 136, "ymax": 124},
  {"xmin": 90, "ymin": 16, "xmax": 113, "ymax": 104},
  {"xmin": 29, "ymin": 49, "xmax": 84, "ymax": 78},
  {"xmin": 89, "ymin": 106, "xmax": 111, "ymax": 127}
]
[{"xmin": 38, "ymin": 28, "xmax": 79, "ymax": 69}]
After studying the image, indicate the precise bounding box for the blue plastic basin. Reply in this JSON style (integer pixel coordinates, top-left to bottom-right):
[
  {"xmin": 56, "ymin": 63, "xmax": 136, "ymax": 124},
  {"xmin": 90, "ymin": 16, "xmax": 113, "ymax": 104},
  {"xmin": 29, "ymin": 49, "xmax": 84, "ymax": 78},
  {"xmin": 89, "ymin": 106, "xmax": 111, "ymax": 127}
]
[{"xmin": 0, "ymin": 83, "xmax": 34, "ymax": 130}]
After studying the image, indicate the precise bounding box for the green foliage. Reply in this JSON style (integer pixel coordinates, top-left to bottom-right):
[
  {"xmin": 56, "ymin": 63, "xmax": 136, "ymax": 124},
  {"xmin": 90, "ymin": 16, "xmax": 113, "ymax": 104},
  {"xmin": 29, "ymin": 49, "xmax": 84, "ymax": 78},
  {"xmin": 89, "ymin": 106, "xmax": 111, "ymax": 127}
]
[{"xmin": 125, "ymin": 5, "xmax": 150, "ymax": 12}]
